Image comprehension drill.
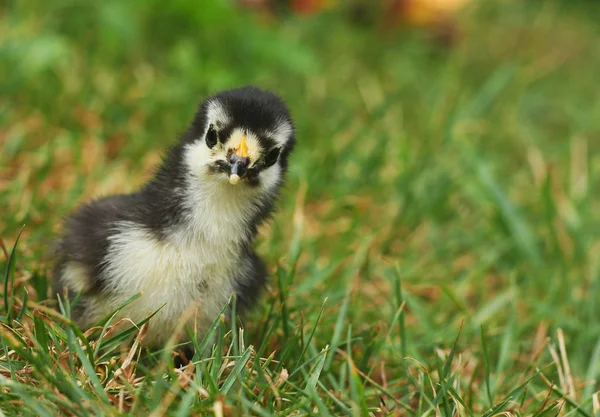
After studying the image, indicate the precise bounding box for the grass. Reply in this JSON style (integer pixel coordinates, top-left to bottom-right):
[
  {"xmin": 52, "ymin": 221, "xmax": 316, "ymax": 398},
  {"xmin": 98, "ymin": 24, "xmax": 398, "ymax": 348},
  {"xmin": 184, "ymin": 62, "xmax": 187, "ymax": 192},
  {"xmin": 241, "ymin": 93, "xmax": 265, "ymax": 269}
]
[{"xmin": 1, "ymin": 0, "xmax": 600, "ymax": 415}]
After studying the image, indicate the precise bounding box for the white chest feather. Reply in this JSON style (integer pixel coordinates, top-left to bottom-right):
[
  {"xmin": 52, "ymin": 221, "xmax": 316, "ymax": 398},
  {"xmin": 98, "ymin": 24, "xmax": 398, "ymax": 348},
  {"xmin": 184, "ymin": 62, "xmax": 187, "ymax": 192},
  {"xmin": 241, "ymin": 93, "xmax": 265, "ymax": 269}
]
[
  {"xmin": 99, "ymin": 181, "xmax": 261, "ymax": 344},
  {"xmin": 104, "ymin": 224, "xmax": 234, "ymax": 310}
]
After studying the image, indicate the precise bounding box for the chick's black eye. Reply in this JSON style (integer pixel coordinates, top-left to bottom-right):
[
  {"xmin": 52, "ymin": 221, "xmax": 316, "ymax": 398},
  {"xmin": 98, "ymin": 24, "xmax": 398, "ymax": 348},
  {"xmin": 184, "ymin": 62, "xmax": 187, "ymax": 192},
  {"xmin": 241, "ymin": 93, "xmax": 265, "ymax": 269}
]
[
  {"xmin": 205, "ymin": 124, "xmax": 218, "ymax": 149},
  {"xmin": 263, "ymin": 147, "xmax": 281, "ymax": 168}
]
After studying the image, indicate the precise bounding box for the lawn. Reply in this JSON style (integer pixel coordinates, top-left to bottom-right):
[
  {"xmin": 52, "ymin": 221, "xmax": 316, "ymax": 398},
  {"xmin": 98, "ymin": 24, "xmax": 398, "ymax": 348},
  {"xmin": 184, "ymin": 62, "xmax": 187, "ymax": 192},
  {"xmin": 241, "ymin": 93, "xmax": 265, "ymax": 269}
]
[{"xmin": 1, "ymin": 0, "xmax": 600, "ymax": 415}]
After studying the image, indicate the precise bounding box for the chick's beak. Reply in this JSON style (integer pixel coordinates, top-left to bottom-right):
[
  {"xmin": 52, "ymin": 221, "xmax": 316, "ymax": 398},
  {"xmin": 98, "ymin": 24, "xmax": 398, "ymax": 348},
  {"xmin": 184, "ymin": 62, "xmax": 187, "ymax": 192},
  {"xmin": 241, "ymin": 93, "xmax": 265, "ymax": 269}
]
[{"xmin": 229, "ymin": 134, "xmax": 250, "ymax": 185}]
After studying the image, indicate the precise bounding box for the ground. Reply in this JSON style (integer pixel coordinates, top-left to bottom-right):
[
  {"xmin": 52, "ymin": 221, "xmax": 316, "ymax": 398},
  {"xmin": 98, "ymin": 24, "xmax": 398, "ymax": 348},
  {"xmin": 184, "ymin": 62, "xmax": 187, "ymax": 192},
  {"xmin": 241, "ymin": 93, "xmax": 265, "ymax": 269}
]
[{"xmin": 1, "ymin": 0, "xmax": 600, "ymax": 415}]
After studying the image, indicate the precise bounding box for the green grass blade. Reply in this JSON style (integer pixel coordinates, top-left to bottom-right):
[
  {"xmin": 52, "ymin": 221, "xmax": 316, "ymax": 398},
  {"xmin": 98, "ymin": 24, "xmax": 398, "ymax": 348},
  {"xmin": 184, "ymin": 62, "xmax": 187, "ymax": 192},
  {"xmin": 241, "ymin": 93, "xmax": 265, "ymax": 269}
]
[
  {"xmin": 481, "ymin": 326, "xmax": 494, "ymax": 407},
  {"xmin": 3, "ymin": 225, "xmax": 25, "ymax": 325},
  {"xmin": 305, "ymin": 344, "xmax": 328, "ymax": 391},
  {"xmin": 69, "ymin": 330, "xmax": 110, "ymax": 404},
  {"xmin": 220, "ymin": 346, "xmax": 252, "ymax": 394}
]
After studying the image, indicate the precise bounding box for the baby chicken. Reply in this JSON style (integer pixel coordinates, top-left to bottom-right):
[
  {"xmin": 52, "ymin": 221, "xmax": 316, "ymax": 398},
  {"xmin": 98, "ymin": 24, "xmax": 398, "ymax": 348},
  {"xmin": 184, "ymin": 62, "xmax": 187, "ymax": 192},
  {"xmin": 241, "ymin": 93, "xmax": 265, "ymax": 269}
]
[{"xmin": 52, "ymin": 86, "xmax": 295, "ymax": 347}]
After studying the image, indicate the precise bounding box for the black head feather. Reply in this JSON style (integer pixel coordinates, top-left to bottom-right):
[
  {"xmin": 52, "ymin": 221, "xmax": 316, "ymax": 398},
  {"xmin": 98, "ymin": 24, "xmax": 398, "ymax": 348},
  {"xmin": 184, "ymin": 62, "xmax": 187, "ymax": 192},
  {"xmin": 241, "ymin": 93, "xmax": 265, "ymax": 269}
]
[{"xmin": 188, "ymin": 85, "xmax": 295, "ymax": 161}]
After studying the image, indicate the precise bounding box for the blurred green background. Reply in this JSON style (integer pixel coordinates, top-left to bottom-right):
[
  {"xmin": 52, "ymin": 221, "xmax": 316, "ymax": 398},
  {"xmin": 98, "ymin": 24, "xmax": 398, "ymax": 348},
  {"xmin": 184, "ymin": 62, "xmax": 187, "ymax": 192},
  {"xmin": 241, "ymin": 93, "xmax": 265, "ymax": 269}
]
[{"xmin": 1, "ymin": 0, "xmax": 600, "ymax": 415}]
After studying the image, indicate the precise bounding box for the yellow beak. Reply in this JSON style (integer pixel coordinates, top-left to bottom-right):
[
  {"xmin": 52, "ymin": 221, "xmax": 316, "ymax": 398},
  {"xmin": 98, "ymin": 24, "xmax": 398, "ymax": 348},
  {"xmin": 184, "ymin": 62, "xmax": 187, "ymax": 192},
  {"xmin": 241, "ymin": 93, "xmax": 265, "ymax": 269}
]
[{"xmin": 235, "ymin": 134, "xmax": 250, "ymax": 159}]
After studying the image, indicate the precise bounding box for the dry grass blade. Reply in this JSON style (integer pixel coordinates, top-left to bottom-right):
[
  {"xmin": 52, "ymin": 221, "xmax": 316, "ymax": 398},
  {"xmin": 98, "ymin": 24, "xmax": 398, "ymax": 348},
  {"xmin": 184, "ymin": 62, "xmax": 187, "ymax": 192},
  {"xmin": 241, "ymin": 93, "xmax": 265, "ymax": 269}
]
[
  {"xmin": 0, "ymin": 237, "xmax": 9, "ymax": 261},
  {"xmin": 105, "ymin": 321, "xmax": 149, "ymax": 390},
  {"xmin": 547, "ymin": 343, "xmax": 567, "ymax": 395},
  {"xmin": 557, "ymin": 329, "xmax": 576, "ymax": 400}
]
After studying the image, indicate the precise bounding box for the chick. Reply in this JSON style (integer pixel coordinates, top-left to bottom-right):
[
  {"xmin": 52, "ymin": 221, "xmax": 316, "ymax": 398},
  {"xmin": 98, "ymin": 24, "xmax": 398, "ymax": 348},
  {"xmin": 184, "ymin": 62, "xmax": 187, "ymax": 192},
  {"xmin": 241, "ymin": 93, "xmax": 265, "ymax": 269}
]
[{"xmin": 52, "ymin": 86, "xmax": 296, "ymax": 347}]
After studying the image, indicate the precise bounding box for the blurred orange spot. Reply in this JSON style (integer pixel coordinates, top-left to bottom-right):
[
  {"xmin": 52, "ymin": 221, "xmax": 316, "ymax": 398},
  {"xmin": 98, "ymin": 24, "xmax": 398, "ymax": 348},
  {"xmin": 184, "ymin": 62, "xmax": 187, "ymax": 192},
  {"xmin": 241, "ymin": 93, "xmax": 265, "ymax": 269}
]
[{"xmin": 389, "ymin": 0, "xmax": 470, "ymax": 26}]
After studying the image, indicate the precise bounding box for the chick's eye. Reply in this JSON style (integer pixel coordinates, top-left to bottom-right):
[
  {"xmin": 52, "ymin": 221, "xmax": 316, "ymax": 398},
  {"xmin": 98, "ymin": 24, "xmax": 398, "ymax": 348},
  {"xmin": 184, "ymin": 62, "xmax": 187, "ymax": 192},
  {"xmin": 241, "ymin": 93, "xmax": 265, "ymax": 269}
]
[
  {"xmin": 205, "ymin": 124, "xmax": 218, "ymax": 149},
  {"xmin": 263, "ymin": 147, "xmax": 281, "ymax": 168}
]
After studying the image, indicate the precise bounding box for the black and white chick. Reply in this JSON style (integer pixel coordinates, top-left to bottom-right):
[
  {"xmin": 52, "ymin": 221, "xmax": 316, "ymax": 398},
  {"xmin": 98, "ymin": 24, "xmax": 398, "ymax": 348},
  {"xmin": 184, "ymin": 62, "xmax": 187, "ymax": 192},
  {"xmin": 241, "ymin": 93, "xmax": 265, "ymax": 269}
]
[{"xmin": 52, "ymin": 86, "xmax": 295, "ymax": 347}]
